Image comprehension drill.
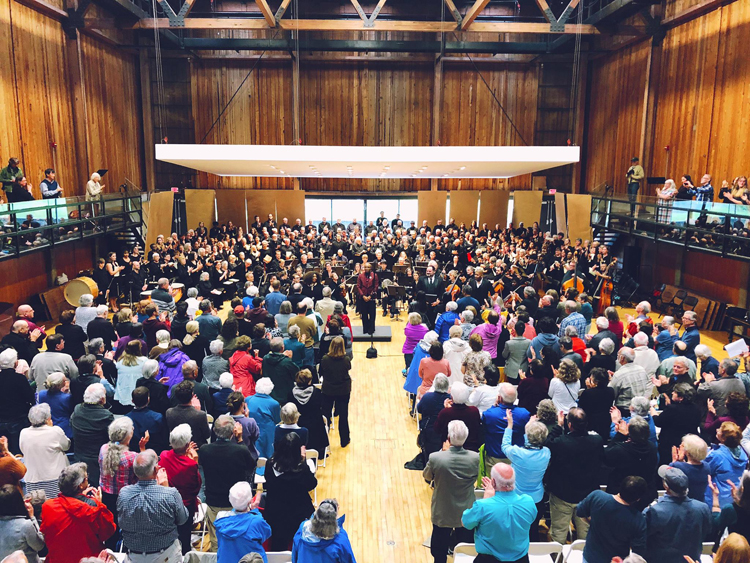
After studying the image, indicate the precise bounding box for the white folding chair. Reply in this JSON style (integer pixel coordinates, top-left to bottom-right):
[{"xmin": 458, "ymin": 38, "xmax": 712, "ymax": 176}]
[
  {"xmin": 193, "ymin": 501, "xmax": 208, "ymax": 550},
  {"xmin": 254, "ymin": 457, "xmax": 267, "ymax": 487},
  {"xmin": 306, "ymin": 448, "xmax": 319, "ymax": 505},
  {"xmin": 266, "ymin": 551, "xmax": 293, "ymax": 563},
  {"xmin": 701, "ymin": 541, "xmax": 714, "ymax": 563},
  {"xmin": 474, "ymin": 489, "xmax": 485, "ymax": 501},
  {"xmin": 562, "ymin": 539, "xmax": 586, "ymax": 563},
  {"xmin": 529, "ymin": 542, "xmax": 564, "ymax": 563},
  {"xmin": 657, "ymin": 489, "xmax": 667, "ymax": 498},
  {"xmin": 452, "ymin": 542, "xmax": 477, "ymax": 563}
]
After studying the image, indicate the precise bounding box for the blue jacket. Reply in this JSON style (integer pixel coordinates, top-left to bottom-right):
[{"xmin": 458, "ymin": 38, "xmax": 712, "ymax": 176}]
[
  {"xmin": 292, "ymin": 516, "xmax": 356, "ymax": 563},
  {"xmin": 404, "ymin": 339, "xmax": 431, "ymax": 395},
  {"xmin": 264, "ymin": 292, "xmax": 285, "ymax": 316},
  {"xmin": 704, "ymin": 444, "xmax": 748, "ymax": 506},
  {"xmin": 215, "ymin": 509, "xmax": 272, "ymax": 563},
  {"xmin": 680, "ymin": 326, "xmax": 700, "ymax": 364},
  {"xmin": 38, "ymin": 389, "xmax": 73, "ymax": 438},
  {"xmin": 245, "ymin": 393, "xmax": 281, "ymax": 460},
  {"xmin": 609, "ymin": 415, "xmax": 658, "ymax": 449},
  {"xmin": 284, "ymin": 337, "xmax": 306, "ymax": 367},
  {"xmin": 483, "ymin": 404, "xmax": 530, "ymax": 457},
  {"xmin": 501, "ymin": 426, "xmax": 550, "ymax": 503},
  {"xmin": 435, "ymin": 311, "xmax": 460, "ymax": 343},
  {"xmin": 526, "ymin": 333, "xmax": 560, "ymax": 360},
  {"xmin": 643, "ymin": 495, "xmax": 712, "ymax": 563}
]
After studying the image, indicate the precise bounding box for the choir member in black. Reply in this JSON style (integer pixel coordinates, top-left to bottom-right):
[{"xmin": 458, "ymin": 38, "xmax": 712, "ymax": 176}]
[
  {"xmin": 262, "ymin": 213, "xmax": 276, "ymax": 231},
  {"xmin": 467, "ymin": 266, "xmax": 492, "ymax": 308},
  {"xmin": 356, "ymin": 262, "xmax": 379, "ymax": 334},
  {"xmin": 92, "ymin": 258, "xmax": 111, "ymax": 305},
  {"xmin": 416, "ymin": 263, "xmax": 444, "ymax": 324},
  {"xmin": 106, "ymin": 252, "xmax": 125, "ymax": 312},
  {"xmin": 195, "ymin": 221, "xmax": 207, "ymax": 239},
  {"xmin": 125, "ymin": 261, "xmax": 147, "ymax": 306}
]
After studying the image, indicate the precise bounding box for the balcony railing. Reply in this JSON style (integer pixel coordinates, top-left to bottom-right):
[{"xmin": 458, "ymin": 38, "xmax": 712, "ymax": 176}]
[
  {"xmin": 0, "ymin": 190, "xmax": 143, "ymax": 260},
  {"xmin": 591, "ymin": 195, "xmax": 750, "ymax": 261}
]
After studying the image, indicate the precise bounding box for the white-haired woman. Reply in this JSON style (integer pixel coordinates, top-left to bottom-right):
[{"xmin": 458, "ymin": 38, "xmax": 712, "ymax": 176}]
[
  {"xmin": 203, "ymin": 339, "xmax": 229, "ymax": 391},
  {"xmin": 38, "ymin": 371, "xmax": 73, "ymax": 438},
  {"xmin": 275, "ymin": 403, "xmax": 309, "ymax": 449},
  {"xmin": 215, "ymin": 482, "xmax": 271, "ymax": 563},
  {"xmin": 245, "ymin": 378, "xmax": 281, "ymax": 459},
  {"xmin": 404, "ymin": 330, "xmax": 438, "ymax": 399},
  {"xmin": 70, "ymin": 382, "xmax": 114, "ymax": 488},
  {"xmin": 115, "ymin": 339, "xmax": 146, "ymax": 408},
  {"xmin": 159, "ymin": 424, "xmax": 201, "ymax": 554},
  {"xmin": 98, "ymin": 417, "xmax": 147, "ymax": 548},
  {"xmin": 656, "ymin": 179, "xmax": 677, "ymax": 222},
  {"xmin": 443, "ymin": 325, "xmax": 470, "ymax": 385},
  {"xmin": 19, "ymin": 403, "xmax": 70, "ymax": 498},
  {"xmin": 75, "ymin": 293, "xmax": 98, "ymax": 333},
  {"xmin": 292, "ymin": 498, "xmax": 355, "ymax": 563},
  {"xmin": 503, "ymin": 410, "xmax": 551, "ymax": 541}
]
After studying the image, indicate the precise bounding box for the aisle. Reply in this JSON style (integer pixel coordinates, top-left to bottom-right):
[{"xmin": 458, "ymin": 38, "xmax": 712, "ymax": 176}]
[{"xmin": 312, "ymin": 313, "xmax": 433, "ymax": 563}]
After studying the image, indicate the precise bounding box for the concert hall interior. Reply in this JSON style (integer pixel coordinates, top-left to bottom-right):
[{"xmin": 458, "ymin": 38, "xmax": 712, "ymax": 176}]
[{"xmin": 1, "ymin": 1, "xmax": 750, "ymax": 563}]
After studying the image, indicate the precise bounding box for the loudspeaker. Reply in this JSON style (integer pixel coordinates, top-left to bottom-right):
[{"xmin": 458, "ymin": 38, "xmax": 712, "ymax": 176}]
[{"xmin": 622, "ymin": 246, "xmax": 642, "ymax": 278}]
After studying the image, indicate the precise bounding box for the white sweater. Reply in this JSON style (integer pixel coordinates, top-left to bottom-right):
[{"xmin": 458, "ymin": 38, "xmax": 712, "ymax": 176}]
[{"xmin": 19, "ymin": 425, "xmax": 70, "ymax": 482}]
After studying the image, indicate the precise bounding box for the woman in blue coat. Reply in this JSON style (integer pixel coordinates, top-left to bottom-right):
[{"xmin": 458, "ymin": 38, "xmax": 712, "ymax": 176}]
[
  {"xmin": 245, "ymin": 377, "xmax": 281, "ymax": 460},
  {"xmin": 704, "ymin": 421, "xmax": 748, "ymax": 507},
  {"xmin": 293, "ymin": 499, "xmax": 356, "ymax": 563},
  {"xmin": 404, "ymin": 331, "xmax": 438, "ymax": 396},
  {"xmin": 215, "ymin": 481, "xmax": 271, "ymax": 563}
]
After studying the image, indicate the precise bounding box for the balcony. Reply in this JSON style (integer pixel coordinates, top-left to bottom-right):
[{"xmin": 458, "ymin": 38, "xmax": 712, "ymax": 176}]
[
  {"xmin": 0, "ymin": 190, "xmax": 143, "ymax": 261},
  {"xmin": 590, "ymin": 195, "xmax": 750, "ymax": 262}
]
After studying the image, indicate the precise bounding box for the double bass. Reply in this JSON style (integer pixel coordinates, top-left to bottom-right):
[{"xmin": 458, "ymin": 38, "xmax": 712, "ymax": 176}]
[{"xmin": 593, "ymin": 258, "xmax": 617, "ymax": 315}]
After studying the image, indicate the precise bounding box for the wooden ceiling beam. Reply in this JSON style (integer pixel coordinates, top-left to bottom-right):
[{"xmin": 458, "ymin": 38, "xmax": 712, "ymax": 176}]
[
  {"xmin": 443, "ymin": 0, "xmax": 463, "ymax": 26},
  {"xmin": 254, "ymin": 0, "xmax": 276, "ymax": 27},
  {"xmin": 460, "ymin": 0, "xmax": 491, "ymax": 31},
  {"xmin": 349, "ymin": 0, "xmax": 368, "ymax": 22},
  {"xmin": 274, "ymin": 0, "xmax": 291, "ymax": 21},
  {"xmin": 132, "ymin": 18, "xmax": 599, "ymax": 34}
]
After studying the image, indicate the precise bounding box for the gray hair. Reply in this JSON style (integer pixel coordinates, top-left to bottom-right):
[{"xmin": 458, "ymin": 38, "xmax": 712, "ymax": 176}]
[
  {"xmin": 209, "ymin": 339, "xmax": 223, "ymax": 355},
  {"xmin": 133, "ymin": 450, "xmax": 159, "ymax": 480},
  {"xmin": 238, "ymin": 555, "xmax": 264, "ymax": 563},
  {"xmin": 200, "ymin": 272, "xmax": 210, "ymax": 281},
  {"xmin": 447, "ymin": 420, "xmax": 469, "ymax": 447},
  {"xmin": 28, "ymin": 403, "xmax": 51, "ymax": 427},
  {"xmin": 322, "ymin": 286, "xmax": 332, "ymax": 297},
  {"xmin": 721, "ymin": 359, "xmax": 739, "ymax": 377},
  {"xmin": 599, "ymin": 338, "xmax": 615, "ymax": 355},
  {"xmin": 270, "ymin": 337, "xmax": 284, "ymax": 353},
  {"xmin": 219, "ymin": 372, "xmax": 234, "ymax": 389},
  {"xmin": 432, "ymin": 373, "xmax": 451, "ymax": 393},
  {"xmin": 187, "ymin": 287, "xmax": 198, "ymax": 299},
  {"xmin": 247, "ymin": 286, "xmax": 259, "ymax": 297},
  {"xmin": 449, "ymin": 325, "xmax": 463, "ymax": 339},
  {"xmin": 407, "ymin": 312, "xmax": 422, "ymax": 326},
  {"xmin": 59, "ymin": 462, "xmax": 88, "ymax": 496},
  {"xmin": 45, "ymin": 371, "xmax": 66, "ymax": 391},
  {"xmin": 633, "ymin": 332, "xmax": 649, "ymax": 346},
  {"xmin": 83, "ymin": 383, "xmax": 106, "ymax": 404},
  {"xmin": 622, "ymin": 555, "xmax": 647, "ymax": 563},
  {"xmin": 310, "ymin": 499, "xmax": 340, "ymax": 540},
  {"xmin": 619, "ymin": 347, "xmax": 635, "ymax": 363},
  {"xmin": 228, "ymin": 481, "xmax": 255, "ymax": 512},
  {"xmin": 564, "ymin": 325, "xmax": 579, "ymax": 338},
  {"xmin": 630, "ymin": 396, "xmax": 650, "ymax": 416},
  {"xmin": 461, "ymin": 310, "xmax": 474, "ymax": 323},
  {"xmin": 663, "ymin": 316, "xmax": 675, "ymax": 326},
  {"xmin": 525, "ymin": 421, "xmax": 548, "ymax": 447},
  {"xmin": 169, "ymin": 423, "xmax": 192, "ymax": 450},
  {"xmin": 694, "ymin": 344, "xmax": 711, "ymax": 359},
  {"xmin": 684, "ymin": 311, "xmax": 697, "ymax": 322},
  {"xmin": 497, "ymin": 382, "xmax": 517, "ymax": 405},
  {"xmin": 595, "ymin": 316, "xmax": 609, "ymax": 330},
  {"xmin": 255, "ymin": 377, "xmax": 274, "ymax": 395},
  {"xmin": 523, "ymin": 286, "xmax": 536, "ymax": 298},
  {"xmin": 156, "ymin": 330, "xmax": 171, "ymax": 344},
  {"xmin": 491, "ymin": 463, "xmax": 515, "ymax": 491},
  {"xmin": 214, "ymin": 414, "xmax": 236, "ymax": 440},
  {"xmin": 158, "ymin": 278, "xmax": 169, "ymax": 288},
  {"xmin": 0, "ymin": 348, "xmax": 17, "ymax": 369},
  {"xmin": 564, "ymin": 300, "xmax": 577, "ymax": 312},
  {"xmin": 450, "ymin": 381, "xmax": 471, "ymax": 404},
  {"xmin": 79, "ymin": 294, "xmax": 94, "ymax": 307},
  {"xmin": 87, "ymin": 338, "xmax": 104, "ymax": 354},
  {"xmin": 103, "ymin": 418, "xmax": 134, "ymax": 476},
  {"xmin": 142, "ymin": 359, "xmax": 159, "ymax": 379},
  {"xmin": 280, "ymin": 402, "xmax": 300, "ymax": 425},
  {"xmin": 446, "ymin": 301, "xmax": 458, "ymax": 312},
  {"xmin": 288, "ymin": 324, "xmax": 301, "ymax": 338},
  {"xmin": 96, "ymin": 305, "xmax": 109, "ymax": 317},
  {"xmin": 673, "ymin": 357, "xmax": 690, "ymax": 369},
  {"xmin": 637, "ymin": 301, "xmax": 651, "ymax": 315}
]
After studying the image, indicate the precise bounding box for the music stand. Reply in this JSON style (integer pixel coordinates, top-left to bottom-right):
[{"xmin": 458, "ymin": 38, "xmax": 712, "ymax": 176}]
[
  {"xmin": 416, "ymin": 266, "xmax": 427, "ymax": 277},
  {"xmin": 333, "ymin": 266, "xmax": 344, "ymax": 278},
  {"xmin": 387, "ymin": 285, "xmax": 407, "ymax": 321},
  {"xmin": 393, "ymin": 265, "xmax": 408, "ymax": 275}
]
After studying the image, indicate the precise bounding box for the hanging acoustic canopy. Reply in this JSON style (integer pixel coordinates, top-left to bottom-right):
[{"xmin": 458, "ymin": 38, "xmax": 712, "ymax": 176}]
[{"xmin": 155, "ymin": 145, "xmax": 580, "ymax": 179}]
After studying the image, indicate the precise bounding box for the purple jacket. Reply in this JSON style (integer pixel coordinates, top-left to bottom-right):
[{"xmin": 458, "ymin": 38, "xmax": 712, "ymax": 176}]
[
  {"xmin": 403, "ymin": 323, "xmax": 429, "ymax": 354},
  {"xmin": 114, "ymin": 336, "xmax": 148, "ymax": 360},
  {"xmin": 158, "ymin": 347, "xmax": 190, "ymax": 396},
  {"xmin": 470, "ymin": 322, "xmax": 502, "ymax": 359}
]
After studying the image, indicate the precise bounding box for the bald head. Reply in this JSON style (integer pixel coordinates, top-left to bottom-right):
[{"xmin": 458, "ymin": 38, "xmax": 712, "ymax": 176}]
[
  {"xmin": 17, "ymin": 305, "xmax": 33, "ymax": 319},
  {"xmin": 11, "ymin": 320, "xmax": 28, "ymax": 334},
  {"xmin": 491, "ymin": 463, "xmax": 515, "ymax": 492}
]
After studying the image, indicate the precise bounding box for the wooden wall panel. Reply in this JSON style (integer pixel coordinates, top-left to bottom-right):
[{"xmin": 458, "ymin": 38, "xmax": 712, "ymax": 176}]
[
  {"xmin": 566, "ymin": 194, "xmax": 593, "ymax": 242},
  {"xmin": 80, "ymin": 35, "xmax": 144, "ymax": 195},
  {"xmin": 417, "ymin": 191, "xmax": 447, "ymax": 226},
  {"xmin": 146, "ymin": 191, "xmax": 174, "ymax": 247},
  {"xmin": 215, "ymin": 189, "xmax": 247, "ymax": 232},
  {"xmin": 275, "ymin": 190, "xmax": 305, "ymax": 225},
  {"xmin": 479, "ymin": 190, "xmax": 509, "ymax": 229},
  {"xmin": 245, "ymin": 190, "xmax": 278, "ymax": 226},
  {"xmin": 584, "ymin": 40, "xmax": 649, "ymax": 194},
  {"xmin": 512, "ymin": 190, "xmax": 542, "ymax": 227},
  {"xmin": 184, "ymin": 189, "xmax": 216, "ymax": 231},
  {"xmin": 449, "ymin": 191, "xmax": 479, "ymax": 226},
  {"xmin": 554, "ymin": 192, "xmax": 567, "ymax": 235},
  {"xmin": 0, "ymin": 0, "xmax": 21, "ymax": 178}
]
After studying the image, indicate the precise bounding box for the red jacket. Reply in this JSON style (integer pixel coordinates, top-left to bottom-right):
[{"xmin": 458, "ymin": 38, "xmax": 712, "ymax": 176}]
[
  {"xmin": 230, "ymin": 350, "xmax": 263, "ymax": 397},
  {"xmin": 41, "ymin": 495, "xmax": 116, "ymax": 563}
]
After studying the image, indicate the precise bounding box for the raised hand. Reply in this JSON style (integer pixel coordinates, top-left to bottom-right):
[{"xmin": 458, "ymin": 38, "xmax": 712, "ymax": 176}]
[{"xmin": 139, "ymin": 430, "xmax": 150, "ymax": 452}]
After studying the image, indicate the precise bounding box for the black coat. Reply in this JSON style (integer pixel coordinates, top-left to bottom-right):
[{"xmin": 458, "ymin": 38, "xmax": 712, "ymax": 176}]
[
  {"xmin": 0, "ymin": 331, "xmax": 38, "ymax": 365},
  {"xmin": 652, "ymin": 401, "xmax": 702, "ymax": 465},
  {"xmin": 0, "ymin": 368, "xmax": 34, "ymax": 421},
  {"xmin": 603, "ymin": 433, "xmax": 659, "ymax": 505},
  {"xmin": 87, "ymin": 317, "xmax": 118, "ymax": 350},
  {"xmin": 198, "ymin": 440, "xmax": 255, "ymax": 507},
  {"xmin": 135, "ymin": 376, "xmax": 171, "ymax": 416},
  {"xmin": 54, "ymin": 323, "xmax": 87, "ymax": 361},
  {"xmin": 319, "ymin": 355, "xmax": 352, "ymax": 397},
  {"xmin": 288, "ymin": 386, "xmax": 329, "ymax": 456},
  {"xmin": 263, "ymin": 462, "xmax": 317, "ymax": 551},
  {"xmin": 577, "ymin": 386, "xmax": 615, "ymax": 440},
  {"xmin": 545, "ymin": 425, "xmax": 605, "ymax": 503}
]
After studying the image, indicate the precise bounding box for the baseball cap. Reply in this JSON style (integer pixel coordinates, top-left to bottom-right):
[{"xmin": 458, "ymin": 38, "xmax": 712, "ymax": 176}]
[
  {"xmin": 658, "ymin": 465, "xmax": 688, "ymax": 494},
  {"xmin": 233, "ymin": 305, "xmax": 245, "ymax": 316}
]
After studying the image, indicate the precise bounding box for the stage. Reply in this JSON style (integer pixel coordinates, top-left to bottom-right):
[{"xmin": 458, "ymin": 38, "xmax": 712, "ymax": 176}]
[{"xmin": 352, "ymin": 324, "xmax": 393, "ymax": 342}]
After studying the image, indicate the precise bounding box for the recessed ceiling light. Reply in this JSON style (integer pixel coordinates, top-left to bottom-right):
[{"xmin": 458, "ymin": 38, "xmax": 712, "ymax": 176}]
[
  {"xmin": 384, "ymin": 166, "xmax": 390, "ymax": 170},
  {"xmin": 442, "ymin": 174, "xmax": 449, "ymax": 177},
  {"xmin": 308, "ymin": 165, "xmax": 315, "ymax": 169},
  {"xmin": 269, "ymin": 165, "xmax": 276, "ymax": 169},
  {"xmin": 411, "ymin": 174, "xmax": 417, "ymax": 178},
  {"xmin": 279, "ymin": 170, "xmax": 285, "ymax": 174},
  {"xmin": 460, "ymin": 166, "xmax": 466, "ymax": 170},
  {"xmin": 421, "ymin": 166, "xmax": 428, "ymax": 170}
]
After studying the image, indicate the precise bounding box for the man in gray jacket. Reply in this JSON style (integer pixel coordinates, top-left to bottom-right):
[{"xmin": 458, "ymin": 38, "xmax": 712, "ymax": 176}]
[
  {"xmin": 502, "ymin": 321, "xmax": 531, "ymax": 384},
  {"xmin": 423, "ymin": 420, "xmax": 480, "ymax": 563},
  {"xmin": 28, "ymin": 333, "xmax": 79, "ymax": 389},
  {"xmin": 697, "ymin": 358, "xmax": 746, "ymax": 417}
]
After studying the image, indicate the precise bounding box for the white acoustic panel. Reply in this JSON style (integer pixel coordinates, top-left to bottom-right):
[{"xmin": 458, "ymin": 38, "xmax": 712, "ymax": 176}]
[{"xmin": 155, "ymin": 144, "xmax": 579, "ymax": 179}]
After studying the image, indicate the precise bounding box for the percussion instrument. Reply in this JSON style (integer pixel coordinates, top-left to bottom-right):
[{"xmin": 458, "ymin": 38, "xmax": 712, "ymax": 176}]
[
  {"xmin": 64, "ymin": 276, "xmax": 99, "ymax": 306},
  {"xmin": 140, "ymin": 290, "xmax": 153, "ymax": 300},
  {"xmin": 171, "ymin": 283, "xmax": 185, "ymax": 302}
]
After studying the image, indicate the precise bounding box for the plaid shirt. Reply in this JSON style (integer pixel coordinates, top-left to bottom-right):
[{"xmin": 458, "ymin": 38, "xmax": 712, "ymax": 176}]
[
  {"xmin": 690, "ymin": 183, "xmax": 714, "ymax": 202},
  {"xmin": 118, "ymin": 480, "xmax": 188, "ymax": 553},
  {"xmin": 609, "ymin": 363, "xmax": 653, "ymax": 407},
  {"xmin": 99, "ymin": 444, "xmax": 137, "ymax": 494},
  {"xmin": 559, "ymin": 312, "xmax": 589, "ymax": 339}
]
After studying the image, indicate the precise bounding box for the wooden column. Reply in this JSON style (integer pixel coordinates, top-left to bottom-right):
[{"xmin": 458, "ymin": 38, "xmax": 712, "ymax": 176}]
[
  {"xmin": 571, "ymin": 54, "xmax": 588, "ymax": 193},
  {"xmin": 139, "ymin": 46, "xmax": 156, "ymax": 192},
  {"xmin": 430, "ymin": 53, "xmax": 443, "ymax": 192},
  {"xmin": 64, "ymin": 3, "xmax": 90, "ymax": 193},
  {"xmin": 639, "ymin": 37, "xmax": 662, "ymax": 187}
]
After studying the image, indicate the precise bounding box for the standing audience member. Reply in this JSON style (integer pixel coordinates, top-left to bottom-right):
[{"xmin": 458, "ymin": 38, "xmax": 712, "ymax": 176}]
[
  {"xmin": 19, "ymin": 404, "xmax": 70, "ymax": 499},
  {"xmin": 320, "ymin": 336, "xmax": 352, "ymax": 448},
  {"xmin": 292, "ymin": 499, "xmax": 356, "ymax": 563},
  {"xmin": 166, "ymin": 381, "xmax": 211, "ymax": 447},
  {"xmin": 70, "ymin": 383, "xmax": 114, "ymax": 488},
  {"xmin": 704, "ymin": 421, "xmax": 748, "ymax": 507},
  {"xmin": 126, "ymin": 387, "xmax": 169, "ymax": 454},
  {"xmin": 0, "ymin": 349, "xmax": 35, "ymax": 454},
  {"xmin": 0, "ymin": 484, "xmax": 45, "ymax": 563},
  {"xmin": 245, "ymin": 378, "xmax": 281, "ymax": 459},
  {"xmin": 215, "ymin": 482, "xmax": 271, "ymax": 563},
  {"xmin": 37, "ymin": 372, "xmax": 74, "ymax": 439},
  {"xmin": 203, "ymin": 340, "xmax": 229, "ymax": 391}
]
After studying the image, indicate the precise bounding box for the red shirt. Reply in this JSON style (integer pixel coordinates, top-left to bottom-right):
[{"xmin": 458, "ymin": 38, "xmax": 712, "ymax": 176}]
[
  {"xmin": 229, "ymin": 350, "xmax": 263, "ymax": 397},
  {"xmin": 41, "ymin": 495, "xmax": 116, "ymax": 563},
  {"xmin": 159, "ymin": 449, "xmax": 202, "ymax": 509}
]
